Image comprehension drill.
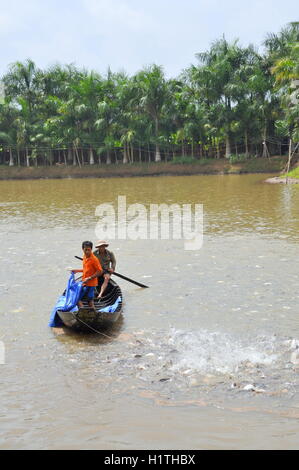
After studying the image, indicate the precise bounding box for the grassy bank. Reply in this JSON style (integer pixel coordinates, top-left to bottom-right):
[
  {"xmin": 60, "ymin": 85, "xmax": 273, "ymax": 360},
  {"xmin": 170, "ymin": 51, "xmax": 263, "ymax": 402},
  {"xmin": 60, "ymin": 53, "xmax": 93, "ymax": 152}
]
[
  {"xmin": 0, "ymin": 156, "xmax": 288, "ymax": 181},
  {"xmin": 283, "ymin": 166, "xmax": 299, "ymax": 179}
]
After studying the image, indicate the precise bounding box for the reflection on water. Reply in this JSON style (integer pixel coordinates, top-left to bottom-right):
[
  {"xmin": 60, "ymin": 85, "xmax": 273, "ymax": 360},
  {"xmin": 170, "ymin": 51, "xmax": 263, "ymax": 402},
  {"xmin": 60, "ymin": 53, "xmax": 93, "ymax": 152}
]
[
  {"xmin": 52, "ymin": 314, "xmax": 125, "ymax": 346},
  {"xmin": 1, "ymin": 175, "xmax": 299, "ymax": 240},
  {"xmin": 0, "ymin": 174, "xmax": 299, "ymax": 450}
]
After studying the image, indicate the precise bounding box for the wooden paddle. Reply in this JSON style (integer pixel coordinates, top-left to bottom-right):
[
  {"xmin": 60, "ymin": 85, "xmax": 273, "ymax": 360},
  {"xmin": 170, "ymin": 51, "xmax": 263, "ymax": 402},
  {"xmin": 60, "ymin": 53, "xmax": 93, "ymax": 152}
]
[{"xmin": 74, "ymin": 256, "xmax": 149, "ymax": 288}]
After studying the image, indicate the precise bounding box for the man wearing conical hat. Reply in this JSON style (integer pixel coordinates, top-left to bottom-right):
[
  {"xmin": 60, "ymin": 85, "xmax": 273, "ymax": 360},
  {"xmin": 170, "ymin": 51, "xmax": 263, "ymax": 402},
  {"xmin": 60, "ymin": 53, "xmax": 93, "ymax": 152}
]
[{"xmin": 93, "ymin": 241, "xmax": 117, "ymax": 299}]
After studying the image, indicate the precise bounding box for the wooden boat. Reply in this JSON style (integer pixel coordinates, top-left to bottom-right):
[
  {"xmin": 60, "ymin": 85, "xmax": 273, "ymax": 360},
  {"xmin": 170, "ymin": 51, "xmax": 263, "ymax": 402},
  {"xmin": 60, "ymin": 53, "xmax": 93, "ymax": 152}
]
[{"xmin": 57, "ymin": 279, "xmax": 123, "ymax": 332}]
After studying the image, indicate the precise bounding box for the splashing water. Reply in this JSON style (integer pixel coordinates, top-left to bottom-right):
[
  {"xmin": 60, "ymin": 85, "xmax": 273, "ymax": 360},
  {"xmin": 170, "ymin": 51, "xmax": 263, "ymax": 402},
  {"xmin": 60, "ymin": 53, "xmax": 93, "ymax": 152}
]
[
  {"xmin": 59, "ymin": 326, "xmax": 299, "ymax": 403},
  {"xmin": 167, "ymin": 329, "xmax": 278, "ymax": 375}
]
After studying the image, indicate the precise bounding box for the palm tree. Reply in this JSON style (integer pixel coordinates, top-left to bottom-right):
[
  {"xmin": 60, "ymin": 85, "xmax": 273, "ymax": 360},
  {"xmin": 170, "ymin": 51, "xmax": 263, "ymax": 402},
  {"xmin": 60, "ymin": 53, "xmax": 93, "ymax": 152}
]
[
  {"xmin": 71, "ymin": 72, "xmax": 104, "ymax": 164},
  {"xmin": 0, "ymin": 130, "xmax": 15, "ymax": 166},
  {"xmin": 271, "ymin": 39, "xmax": 299, "ymax": 157},
  {"xmin": 194, "ymin": 38, "xmax": 249, "ymax": 157},
  {"xmin": 0, "ymin": 101, "xmax": 18, "ymax": 165},
  {"xmin": 264, "ymin": 22, "xmax": 299, "ymax": 63},
  {"xmin": 134, "ymin": 65, "xmax": 170, "ymax": 162},
  {"xmin": 3, "ymin": 59, "xmax": 38, "ymax": 113},
  {"xmin": 232, "ymin": 48, "xmax": 266, "ymax": 156}
]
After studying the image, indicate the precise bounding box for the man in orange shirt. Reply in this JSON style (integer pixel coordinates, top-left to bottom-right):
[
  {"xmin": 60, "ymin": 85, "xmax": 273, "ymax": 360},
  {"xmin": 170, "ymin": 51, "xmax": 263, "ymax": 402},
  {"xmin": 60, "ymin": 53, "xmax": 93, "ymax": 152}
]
[{"xmin": 72, "ymin": 241, "xmax": 103, "ymax": 309}]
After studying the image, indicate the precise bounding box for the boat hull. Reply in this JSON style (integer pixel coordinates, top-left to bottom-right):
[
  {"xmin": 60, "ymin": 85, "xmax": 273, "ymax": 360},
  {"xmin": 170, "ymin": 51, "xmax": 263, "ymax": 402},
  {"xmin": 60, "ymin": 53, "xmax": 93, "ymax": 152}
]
[{"xmin": 57, "ymin": 279, "xmax": 123, "ymax": 332}]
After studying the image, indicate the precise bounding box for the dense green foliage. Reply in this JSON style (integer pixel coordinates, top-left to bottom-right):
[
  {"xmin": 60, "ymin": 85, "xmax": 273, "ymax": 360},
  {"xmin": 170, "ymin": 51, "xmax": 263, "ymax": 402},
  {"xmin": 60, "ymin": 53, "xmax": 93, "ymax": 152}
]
[{"xmin": 0, "ymin": 22, "xmax": 298, "ymax": 167}]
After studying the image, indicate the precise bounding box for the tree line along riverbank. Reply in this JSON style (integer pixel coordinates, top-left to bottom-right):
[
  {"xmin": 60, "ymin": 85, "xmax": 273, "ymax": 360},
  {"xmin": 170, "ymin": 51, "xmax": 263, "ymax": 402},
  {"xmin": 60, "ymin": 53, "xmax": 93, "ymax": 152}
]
[
  {"xmin": 0, "ymin": 22, "xmax": 298, "ymax": 169},
  {"xmin": 0, "ymin": 156, "xmax": 289, "ymax": 180}
]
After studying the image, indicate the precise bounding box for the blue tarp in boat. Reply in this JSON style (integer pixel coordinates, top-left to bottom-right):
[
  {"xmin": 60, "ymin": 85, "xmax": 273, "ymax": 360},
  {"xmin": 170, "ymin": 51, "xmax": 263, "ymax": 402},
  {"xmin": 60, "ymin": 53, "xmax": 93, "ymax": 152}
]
[
  {"xmin": 49, "ymin": 273, "xmax": 82, "ymax": 327},
  {"xmin": 49, "ymin": 274, "xmax": 122, "ymax": 327},
  {"xmin": 97, "ymin": 296, "xmax": 122, "ymax": 313}
]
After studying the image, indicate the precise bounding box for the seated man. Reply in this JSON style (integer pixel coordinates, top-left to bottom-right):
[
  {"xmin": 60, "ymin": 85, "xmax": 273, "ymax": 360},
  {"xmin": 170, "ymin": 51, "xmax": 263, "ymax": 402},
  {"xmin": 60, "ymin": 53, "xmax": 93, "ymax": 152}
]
[
  {"xmin": 72, "ymin": 241, "xmax": 103, "ymax": 309},
  {"xmin": 93, "ymin": 240, "xmax": 116, "ymax": 299}
]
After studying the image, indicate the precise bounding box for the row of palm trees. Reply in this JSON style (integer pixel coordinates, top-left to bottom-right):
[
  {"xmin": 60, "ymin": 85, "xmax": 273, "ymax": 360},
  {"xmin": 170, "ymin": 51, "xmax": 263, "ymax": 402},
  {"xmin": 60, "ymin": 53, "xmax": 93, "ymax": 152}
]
[{"xmin": 0, "ymin": 22, "xmax": 298, "ymax": 167}]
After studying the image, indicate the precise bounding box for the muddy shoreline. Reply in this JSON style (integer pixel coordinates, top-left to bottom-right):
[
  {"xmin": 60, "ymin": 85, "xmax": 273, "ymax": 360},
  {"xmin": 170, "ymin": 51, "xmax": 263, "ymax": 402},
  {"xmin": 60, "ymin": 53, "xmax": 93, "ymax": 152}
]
[
  {"xmin": 0, "ymin": 157, "xmax": 288, "ymax": 181},
  {"xmin": 265, "ymin": 176, "xmax": 299, "ymax": 184}
]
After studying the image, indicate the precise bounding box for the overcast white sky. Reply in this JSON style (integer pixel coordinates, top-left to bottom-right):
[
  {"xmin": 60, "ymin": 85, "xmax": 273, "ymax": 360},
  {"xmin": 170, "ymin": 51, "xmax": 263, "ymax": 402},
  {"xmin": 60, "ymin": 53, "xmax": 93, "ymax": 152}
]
[{"xmin": 0, "ymin": 0, "xmax": 297, "ymax": 78}]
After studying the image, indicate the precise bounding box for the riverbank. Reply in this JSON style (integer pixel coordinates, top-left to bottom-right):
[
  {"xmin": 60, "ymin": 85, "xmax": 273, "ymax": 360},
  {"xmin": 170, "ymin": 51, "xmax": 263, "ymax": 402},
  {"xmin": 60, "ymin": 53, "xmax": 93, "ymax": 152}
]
[
  {"xmin": 264, "ymin": 163, "xmax": 299, "ymax": 184},
  {"xmin": 0, "ymin": 155, "xmax": 287, "ymax": 180}
]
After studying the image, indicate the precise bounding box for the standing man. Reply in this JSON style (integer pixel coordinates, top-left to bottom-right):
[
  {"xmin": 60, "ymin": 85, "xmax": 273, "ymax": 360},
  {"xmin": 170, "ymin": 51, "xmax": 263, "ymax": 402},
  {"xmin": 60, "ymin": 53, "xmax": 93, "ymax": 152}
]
[
  {"xmin": 72, "ymin": 241, "xmax": 103, "ymax": 309},
  {"xmin": 93, "ymin": 240, "xmax": 116, "ymax": 299}
]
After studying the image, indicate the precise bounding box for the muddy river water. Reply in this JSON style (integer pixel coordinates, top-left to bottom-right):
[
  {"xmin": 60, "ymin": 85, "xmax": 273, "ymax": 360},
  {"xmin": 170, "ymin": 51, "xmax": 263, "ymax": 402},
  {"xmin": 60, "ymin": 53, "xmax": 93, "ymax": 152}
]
[{"xmin": 0, "ymin": 174, "xmax": 299, "ymax": 449}]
